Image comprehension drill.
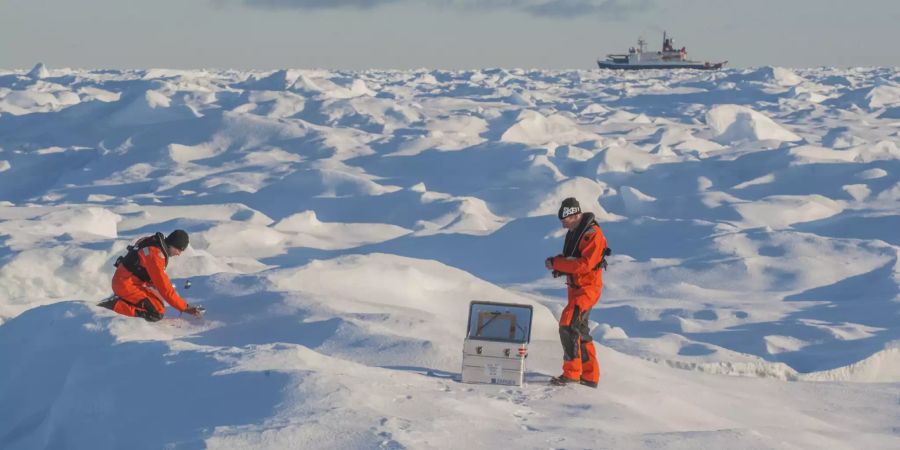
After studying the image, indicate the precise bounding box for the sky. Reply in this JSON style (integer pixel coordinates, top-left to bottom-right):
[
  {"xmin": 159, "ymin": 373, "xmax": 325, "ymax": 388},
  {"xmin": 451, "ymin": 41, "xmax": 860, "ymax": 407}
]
[{"xmin": 1, "ymin": 0, "xmax": 899, "ymax": 70}]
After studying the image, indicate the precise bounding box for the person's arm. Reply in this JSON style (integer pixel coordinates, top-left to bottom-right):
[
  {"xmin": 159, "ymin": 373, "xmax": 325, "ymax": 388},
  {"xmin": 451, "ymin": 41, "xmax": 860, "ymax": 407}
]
[
  {"xmin": 551, "ymin": 228, "xmax": 607, "ymax": 275},
  {"xmin": 140, "ymin": 247, "xmax": 189, "ymax": 312}
]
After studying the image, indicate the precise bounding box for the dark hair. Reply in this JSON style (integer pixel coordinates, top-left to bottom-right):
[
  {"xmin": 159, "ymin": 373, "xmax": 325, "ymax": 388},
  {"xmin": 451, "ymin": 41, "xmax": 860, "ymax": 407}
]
[{"xmin": 165, "ymin": 229, "xmax": 189, "ymax": 251}]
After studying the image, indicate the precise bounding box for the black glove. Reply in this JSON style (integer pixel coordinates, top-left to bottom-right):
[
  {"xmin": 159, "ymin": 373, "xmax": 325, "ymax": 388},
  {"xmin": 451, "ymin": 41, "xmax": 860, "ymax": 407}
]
[{"xmin": 545, "ymin": 257, "xmax": 555, "ymax": 270}]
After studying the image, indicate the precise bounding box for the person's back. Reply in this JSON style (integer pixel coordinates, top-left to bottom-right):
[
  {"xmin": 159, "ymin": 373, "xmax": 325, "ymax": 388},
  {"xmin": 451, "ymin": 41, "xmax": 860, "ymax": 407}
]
[{"xmin": 100, "ymin": 230, "xmax": 201, "ymax": 321}]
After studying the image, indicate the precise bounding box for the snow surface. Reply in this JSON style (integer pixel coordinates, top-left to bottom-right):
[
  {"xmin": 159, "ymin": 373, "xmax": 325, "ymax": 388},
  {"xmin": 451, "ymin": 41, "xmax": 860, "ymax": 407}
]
[{"xmin": 0, "ymin": 65, "xmax": 899, "ymax": 449}]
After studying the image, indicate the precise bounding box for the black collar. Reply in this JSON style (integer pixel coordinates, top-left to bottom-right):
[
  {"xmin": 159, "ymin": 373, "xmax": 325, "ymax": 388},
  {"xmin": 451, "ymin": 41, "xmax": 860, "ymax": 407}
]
[{"xmin": 563, "ymin": 212, "xmax": 596, "ymax": 257}]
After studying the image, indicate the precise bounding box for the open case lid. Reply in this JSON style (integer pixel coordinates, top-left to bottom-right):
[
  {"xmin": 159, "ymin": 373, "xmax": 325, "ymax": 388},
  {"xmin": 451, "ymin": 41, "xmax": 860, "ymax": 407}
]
[{"xmin": 465, "ymin": 301, "xmax": 533, "ymax": 344}]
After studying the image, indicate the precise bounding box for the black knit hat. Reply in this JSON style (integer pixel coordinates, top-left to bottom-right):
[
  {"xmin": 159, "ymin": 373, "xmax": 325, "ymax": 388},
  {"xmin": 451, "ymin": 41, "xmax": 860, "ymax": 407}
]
[
  {"xmin": 558, "ymin": 197, "xmax": 581, "ymax": 219},
  {"xmin": 165, "ymin": 229, "xmax": 189, "ymax": 251}
]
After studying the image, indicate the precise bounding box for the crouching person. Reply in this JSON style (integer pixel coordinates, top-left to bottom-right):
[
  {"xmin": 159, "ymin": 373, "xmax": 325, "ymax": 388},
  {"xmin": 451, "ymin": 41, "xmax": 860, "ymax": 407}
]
[{"xmin": 100, "ymin": 229, "xmax": 202, "ymax": 321}]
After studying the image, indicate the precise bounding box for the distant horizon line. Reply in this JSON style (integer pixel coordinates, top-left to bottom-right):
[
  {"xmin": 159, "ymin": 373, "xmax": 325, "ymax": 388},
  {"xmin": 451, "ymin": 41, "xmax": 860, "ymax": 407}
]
[{"xmin": 4, "ymin": 63, "xmax": 899, "ymax": 73}]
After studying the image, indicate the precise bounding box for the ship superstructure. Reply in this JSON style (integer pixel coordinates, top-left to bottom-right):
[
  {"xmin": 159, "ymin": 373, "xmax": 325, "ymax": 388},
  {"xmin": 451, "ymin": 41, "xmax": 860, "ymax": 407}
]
[{"xmin": 598, "ymin": 32, "xmax": 726, "ymax": 70}]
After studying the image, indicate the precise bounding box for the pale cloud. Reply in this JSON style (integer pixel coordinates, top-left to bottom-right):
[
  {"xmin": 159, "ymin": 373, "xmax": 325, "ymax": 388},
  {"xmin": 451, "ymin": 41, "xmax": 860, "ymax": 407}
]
[
  {"xmin": 239, "ymin": 0, "xmax": 654, "ymax": 18},
  {"xmin": 242, "ymin": 0, "xmax": 401, "ymax": 9}
]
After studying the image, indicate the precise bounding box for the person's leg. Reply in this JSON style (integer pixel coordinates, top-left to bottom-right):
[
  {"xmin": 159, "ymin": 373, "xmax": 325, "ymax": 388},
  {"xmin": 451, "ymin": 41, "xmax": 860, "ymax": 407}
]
[
  {"xmin": 109, "ymin": 274, "xmax": 140, "ymax": 317},
  {"xmin": 559, "ymin": 302, "xmax": 583, "ymax": 381},
  {"xmin": 133, "ymin": 298, "xmax": 163, "ymax": 322},
  {"xmin": 579, "ymin": 342, "xmax": 599, "ymax": 387},
  {"xmin": 109, "ymin": 286, "xmax": 166, "ymax": 322},
  {"xmin": 110, "ymin": 297, "xmax": 138, "ymax": 317},
  {"xmin": 576, "ymin": 290, "xmax": 602, "ymax": 386},
  {"xmin": 577, "ymin": 310, "xmax": 600, "ymax": 386}
]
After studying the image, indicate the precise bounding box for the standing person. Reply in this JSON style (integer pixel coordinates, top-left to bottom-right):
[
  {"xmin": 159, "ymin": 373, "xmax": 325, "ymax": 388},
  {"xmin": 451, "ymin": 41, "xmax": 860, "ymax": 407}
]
[
  {"xmin": 544, "ymin": 198, "xmax": 610, "ymax": 388},
  {"xmin": 99, "ymin": 230, "xmax": 202, "ymax": 321}
]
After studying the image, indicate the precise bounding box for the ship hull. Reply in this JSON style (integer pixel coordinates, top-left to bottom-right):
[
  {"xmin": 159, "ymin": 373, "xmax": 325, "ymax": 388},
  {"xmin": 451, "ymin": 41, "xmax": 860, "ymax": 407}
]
[{"xmin": 597, "ymin": 61, "xmax": 726, "ymax": 70}]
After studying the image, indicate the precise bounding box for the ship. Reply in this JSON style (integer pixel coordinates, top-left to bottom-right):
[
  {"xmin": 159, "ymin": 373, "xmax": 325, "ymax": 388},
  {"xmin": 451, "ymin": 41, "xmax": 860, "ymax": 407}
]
[{"xmin": 597, "ymin": 32, "xmax": 727, "ymax": 70}]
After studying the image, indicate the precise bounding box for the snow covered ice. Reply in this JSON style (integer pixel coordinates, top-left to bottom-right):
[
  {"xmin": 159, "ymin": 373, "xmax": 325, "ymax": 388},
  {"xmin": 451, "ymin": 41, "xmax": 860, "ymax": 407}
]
[{"xmin": 0, "ymin": 64, "xmax": 898, "ymax": 449}]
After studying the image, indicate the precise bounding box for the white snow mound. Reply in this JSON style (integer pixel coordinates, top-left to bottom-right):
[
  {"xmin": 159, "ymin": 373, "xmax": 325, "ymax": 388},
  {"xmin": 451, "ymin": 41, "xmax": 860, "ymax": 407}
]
[{"xmin": 706, "ymin": 104, "xmax": 802, "ymax": 143}]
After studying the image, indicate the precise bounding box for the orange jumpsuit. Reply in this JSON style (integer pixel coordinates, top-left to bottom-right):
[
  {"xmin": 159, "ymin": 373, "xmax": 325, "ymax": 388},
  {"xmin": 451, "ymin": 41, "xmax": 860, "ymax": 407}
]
[
  {"xmin": 110, "ymin": 242, "xmax": 188, "ymax": 321},
  {"xmin": 550, "ymin": 221, "xmax": 607, "ymax": 384}
]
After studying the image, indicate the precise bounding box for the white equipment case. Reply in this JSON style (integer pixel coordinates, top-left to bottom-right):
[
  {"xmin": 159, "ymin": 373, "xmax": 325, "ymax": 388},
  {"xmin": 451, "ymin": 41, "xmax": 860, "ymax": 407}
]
[{"xmin": 461, "ymin": 301, "xmax": 533, "ymax": 386}]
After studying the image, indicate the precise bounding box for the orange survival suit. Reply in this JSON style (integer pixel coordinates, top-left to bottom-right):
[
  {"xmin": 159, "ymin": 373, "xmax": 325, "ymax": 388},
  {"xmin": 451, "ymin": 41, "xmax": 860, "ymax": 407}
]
[
  {"xmin": 107, "ymin": 233, "xmax": 189, "ymax": 321},
  {"xmin": 548, "ymin": 212, "xmax": 609, "ymax": 386}
]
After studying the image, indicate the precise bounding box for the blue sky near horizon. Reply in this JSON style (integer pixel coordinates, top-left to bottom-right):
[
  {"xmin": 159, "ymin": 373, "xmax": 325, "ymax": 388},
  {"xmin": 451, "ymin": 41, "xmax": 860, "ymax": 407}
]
[{"xmin": 1, "ymin": 0, "xmax": 898, "ymax": 70}]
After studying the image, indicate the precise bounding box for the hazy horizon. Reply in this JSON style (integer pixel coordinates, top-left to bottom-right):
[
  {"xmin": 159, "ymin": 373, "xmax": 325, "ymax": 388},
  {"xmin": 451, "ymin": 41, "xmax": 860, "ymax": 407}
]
[{"xmin": 2, "ymin": 0, "xmax": 899, "ymax": 70}]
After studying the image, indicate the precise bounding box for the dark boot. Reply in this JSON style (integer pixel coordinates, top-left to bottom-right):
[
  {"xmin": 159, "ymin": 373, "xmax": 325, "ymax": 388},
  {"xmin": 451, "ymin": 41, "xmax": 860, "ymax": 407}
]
[
  {"xmin": 549, "ymin": 375, "xmax": 579, "ymax": 386},
  {"xmin": 97, "ymin": 296, "xmax": 118, "ymax": 310},
  {"xmin": 134, "ymin": 298, "xmax": 163, "ymax": 322}
]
